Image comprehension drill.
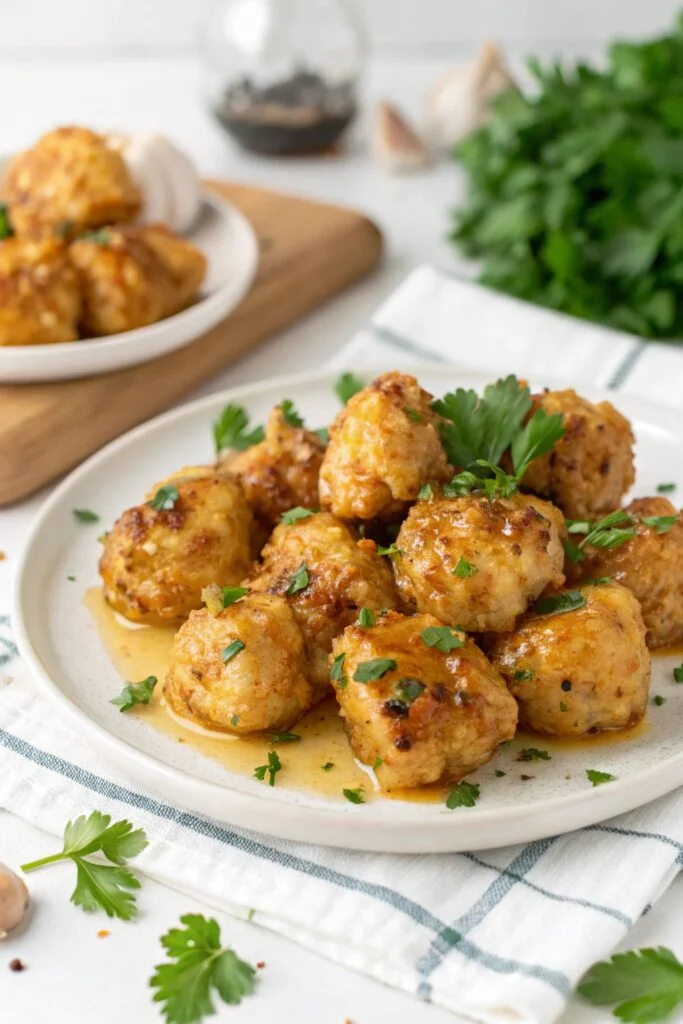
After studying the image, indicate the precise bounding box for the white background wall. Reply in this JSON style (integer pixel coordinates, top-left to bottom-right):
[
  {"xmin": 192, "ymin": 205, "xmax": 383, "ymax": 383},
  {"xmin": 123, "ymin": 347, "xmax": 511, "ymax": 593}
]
[{"xmin": 3, "ymin": 0, "xmax": 683, "ymax": 56}]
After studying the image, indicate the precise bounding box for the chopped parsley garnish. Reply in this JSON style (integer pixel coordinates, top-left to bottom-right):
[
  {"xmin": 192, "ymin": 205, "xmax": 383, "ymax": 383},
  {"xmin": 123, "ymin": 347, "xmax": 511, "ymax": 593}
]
[
  {"xmin": 534, "ymin": 590, "xmax": 587, "ymax": 617},
  {"xmin": 281, "ymin": 506, "xmax": 316, "ymax": 525},
  {"xmin": 330, "ymin": 653, "xmax": 346, "ymax": 685},
  {"xmin": 418, "ymin": 483, "xmax": 434, "ymax": 500},
  {"xmin": 446, "ymin": 780, "xmax": 480, "ymax": 809},
  {"xmin": 320, "ymin": 762, "xmax": 334, "ymax": 771},
  {"xmin": 55, "ymin": 219, "xmax": 74, "ymax": 240},
  {"xmin": 254, "ymin": 751, "xmax": 281, "ymax": 786},
  {"xmin": 377, "ymin": 543, "xmax": 401, "ymax": 557},
  {"xmin": 270, "ymin": 732, "xmax": 300, "ymax": 743},
  {"xmin": 222, "ymin": 586, "xmax": 249, "ymax": 607},
  {"xmin": 335, "ymin": 372, "xmax": 364, "ymax": 405},
  {"xmin": 110, "ymin": 676, "xmax": 158, "ymax": 712},
  {"xmin": 674, "ymin": 664, "xmax": 683, "ymax": 683},
  {"xmin": 73, "ymin": 508, "xmax": 100, "ymax": 524},
  {"xmin": 148, "ymin": 485, "xmax": 179, "ymax": 511},
  {"xmin": 280, "ymin": 399, "xmax": 304, "ymax": 427},
  {"xmin": 213, "ymin": 403, "xmax": 265, "ymax": 453},
  {"xmin": 517, "ymin": 747, "xmax": 551, "ymax": 762},
  {"xmin": 373, "ymin": 757, "xmax": 383, "ymax": 769},
  {"xmin": 578, "ymin": 946, "xmax": 683, "ymax": 1022},
  {"xmin": 513, "ymin": 668, "xmax": 534, "ymax": 682},
  {"xmin": 454, "ymin": 556, "xmax": 479, "ymax": 578},
  {"xmin": 353, "ymin": 658, "xmax": 397, "ymax": 683},
  {"xmin": 222, "ymin": 639, "xmax": 245, "ymax": 663},
  {"xmin": 494, "ymin": 769, "xmax": 507, "ymax": 778},
  {"xmin": 395, "ymin": 678, "xmax": 426, "ymax": 703},
  {"xmin": 285, "ymin": 563, "xmax": 309, "ymax": 596},
  {"xmin": 67, "ymin": 575, "xmax": 76, "ymax": 582},
  {"xmin": 0, "ymin": 203, "xmax": 13, "ymax": 239},
  {"xmin": 560, "ymin": 702, "xmax": 569, "ymax": 712},
  {"xmin": 642, "ymin": 515, "xmax": 678, "ymax": 534},
  {"xmin": 420, "ymin": 626, "xmax": 465, "ymax": 653},
  {"xmin": 657, "ymin": 483, "xmax": 677, "ymax": 493},
  {"xmin": 404, "ymin": 405, "xmax": 422, "ymax": 422},
  {"xmin": 356, "ymin": 607, "xmax": 375, "ymax": 628},
  {"xmin": 315, "ymin": 427, "xmax": 329, "ymax": 445},
  {"xmin": 565, "ymin": 510, "xmax": 637, "ymax": 559},
  {"xmin": 343, "ymin": 788, "xmax": 365, "ymax": 804},
  {"xmin": 230, "ymin": 714, "xmax": 240, "ymax": 726},
  {"xmin": 585, "ymin": 576, "xmax": 613, "ymax": 586},
  {"xmin": 150, "ymin": 914, "xmax": 256, "ymax": 1019},
  {"xmin": 78, "ymin": 228, "xmax": 111, "ymax": 246},
  {"xmin": 653, "ymin": 695, "xmax": 667, "ymax": 706}
]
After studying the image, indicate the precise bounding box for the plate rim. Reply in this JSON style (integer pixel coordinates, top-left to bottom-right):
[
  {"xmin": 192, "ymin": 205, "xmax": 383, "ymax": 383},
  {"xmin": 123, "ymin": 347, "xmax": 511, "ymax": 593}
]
[{"xmin": 12, "ymin": 365, "xmax": 683, "ymax": 852}]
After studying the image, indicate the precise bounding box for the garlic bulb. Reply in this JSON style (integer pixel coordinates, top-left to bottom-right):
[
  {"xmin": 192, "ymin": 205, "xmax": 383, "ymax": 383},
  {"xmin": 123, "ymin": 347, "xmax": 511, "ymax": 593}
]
[
  {"xmin": 0, "ymin": 864, "xmax": 29, "ymax": 938},
  {"xmin": 425, "ymin": 41, "xmax": 517, "ymax": 150},
  {"xmin": 372, "ymin": 101, "xmax": 431, "ymax": 174},
  {"xmin": 109, "ymin": 133, "xmax": 202, "ymax": 235}
]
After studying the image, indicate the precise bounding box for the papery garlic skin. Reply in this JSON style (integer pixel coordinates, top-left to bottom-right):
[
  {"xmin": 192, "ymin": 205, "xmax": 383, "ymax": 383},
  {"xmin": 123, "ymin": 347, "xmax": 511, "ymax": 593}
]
[
  {"xmin": 0, "ymin": 863, "xmax": 29, "ymax": 938},
  {"xmin": 425, "ymin": 41, "xmax": 517, "ymax": 150},
  {"xmin": 109, "ymin": 133, "xmax": 202, "ymax": 235}
]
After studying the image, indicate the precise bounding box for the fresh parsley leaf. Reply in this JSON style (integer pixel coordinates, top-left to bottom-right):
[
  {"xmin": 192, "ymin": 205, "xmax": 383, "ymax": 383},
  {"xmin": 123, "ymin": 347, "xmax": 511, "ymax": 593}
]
[
  {"xmin": 377, "ymin": 543, "xmax": 401, "ymax": 557},
  {"xmin": 534, "ymin": 590, "xmax": 587, "ymax": 616},
  {"xmin": 585, "ymin": 576, "xmax": 613, "ymax": 586},
  {"xmin": 653, "ymin": 695, "xmax": 667, "ymax": 706},
  {"xmin": 321, "ymin": 762, "xmax": 334, "ymax": 771},
  {"xmin": 373, "ymin": 757, "xmax": 383, "ymax": 769},
  {"xmin": 330, "ymin": 653, "xmax": 346, "ymax": 685},
  {"xmin": 73, "ymin": 508, "xmax": 100, "ymax": 523},
  {"xmin": 444, "ymin": 471, "xmax": 481, "ymax": 497},
  {"xmin": 0, "ymin": 204, "xmax": 13, "ymax": 239},
  {"xmin": 578, "ymin": 946, "xmax": 683, "ymax": 1023},
  {"xmin": 418, "ymin": 483, "xmax": 434, "ymax": 500},
  {"xmin": 560, "ymin": 701, "xmax": 569, "ymax": 712},
  {"xmin": 564, "ymin": 538, "xmax": 586, "ymax": 564},
  {"xmin": 353, "ymin": 658, "xmax": 397, "ymax": 683},
  {"xmin": 280, "ymin": 506, "xmax": 316, "ymax": 525},
  {"xmin": 67, "ymin": 574, "xmax": 76, "ymax": 582},
  {"xmin": 78, "ymin": 228, "xmax": 111, "ymax": 246},
  {"xmin": 221, "ymin": 586, "xmax": 248, "ymax": 607},
  {"xmin": 55, "ymin": 218, "xmax": 74, "ymax": 240},
  {"xmin": 151, "ymin": 914, "xmax": 256, "ymax": 1023},
  {"xmin": 356, "ymin": 607, "xmax": 375, "ymax": 628},
  {"xmin": 446, "ymin": 781, "xmax": 480, "ymax": 809},
  {"xmin": 674, "ymin": 664, "xmax": 683, "ymax": 683},
  {"xmin": 280, "ymin": 399, "xmax": 304, "ymax": 427},
  {"xmin": 518, "ymin": 748, "xmax": 551, "ymax": 762},
  {"xmin": 110, "ymin": 676, "xmax": 158, "ymax": 712},
  {"xmin": 335, "ymin": 373, "xmax": 364, "ymax": 405},
  {"xmin": 513, "ymin": 668, "xmax": 534, "ymax": 682},
  {"xmin": 420, "ymin": 626, "xmax": 465, "ymax": 653},
  {"xmin": 148, "ymin": 485, "xmax": 179, "ymax": 511},
  {"xmin": 454, "ymin": 556, "xmax": 479, "ymax": 578},
  {"xmin": 254, "ymin": 751, "xmax": 281, "ymax": 786},
  {"xmin": 222, "ymin": 640, "xmax": 245, "ymax": 663},
  {"xmin": 657, "ymin": 483, "xmax": 676, "ymax": 493},
  {"xmin": 21, "ymin": 811, "xmax": 148, "ymax": 921},
  {"xmin": 494, "ymin": 769, "xmax": 507, "ymax": 777},
  {"xmin": 643, "ymin": 515, "xmax": 678, "ymax": 534},
  {"xmin": 578, "ymin": 510, "xmax": 637, "ymax": 551},
  {"xmin": 343, "ymin": 788, "xmax": 365, "ymax": 804},
  {"xmin": 315, "ymin": 427, "xmax": 330, "ymax": 445},
  {"xmin": 404, "ymin": 405, "xmax": 422, "ymax": 422},
  {"xmin": 395, "ymin": 678, "xmax": 426, "ymax": 703},
  {"xmin": 586, "ymin": 769, "xmax": 615, "ymax": 786},
  {"xmin": 213, "ymin": 404, "xmax": 265, "ymax": 453},
  {"xmin": 433, "ymin": 377, "xmax": 532, "ymax": 468},
  {"xmin": 231, "ymin": 714, "xmax": 240, "ymax": 727},
  {"xmin": 270, "ymin": 732, "xmax": 300, "ymax": 743},
  {"xmin": 285, "ymin": 563, "xmax": 309, "ymax": 596},
  {"xmin": 511, "ymin": 408, "xmax": 566, "ymax": 480}
]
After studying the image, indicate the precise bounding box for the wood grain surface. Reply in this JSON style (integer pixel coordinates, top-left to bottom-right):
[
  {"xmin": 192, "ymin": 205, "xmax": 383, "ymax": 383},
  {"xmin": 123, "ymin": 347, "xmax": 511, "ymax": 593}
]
[{"xmin": 0, "ymin": 180, "xmax": 383, "ymax": 505}]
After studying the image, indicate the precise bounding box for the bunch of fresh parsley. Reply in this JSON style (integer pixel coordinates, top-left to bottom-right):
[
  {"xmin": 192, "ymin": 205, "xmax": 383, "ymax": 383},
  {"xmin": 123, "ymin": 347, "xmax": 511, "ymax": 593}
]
[{"xmin": 451, "ymin": 14, "xmax": 683, "ymax": 339}]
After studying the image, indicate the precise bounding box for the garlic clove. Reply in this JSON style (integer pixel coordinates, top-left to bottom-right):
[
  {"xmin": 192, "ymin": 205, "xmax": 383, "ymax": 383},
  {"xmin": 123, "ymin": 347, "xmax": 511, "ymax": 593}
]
[
  {"xmin": 424, "ymin": 40, "xmax": 517, "ymax": 150},
  {"xmin": 372, "ymin": 101, "xmax": 431, "ymax": 174},
  {"xmin": 0, "ymin": 863, "xmax": 29, "ymax": 938},
  {"xmin": 109, "ymin": 133, "xmax": 202, "ymax": 235}
]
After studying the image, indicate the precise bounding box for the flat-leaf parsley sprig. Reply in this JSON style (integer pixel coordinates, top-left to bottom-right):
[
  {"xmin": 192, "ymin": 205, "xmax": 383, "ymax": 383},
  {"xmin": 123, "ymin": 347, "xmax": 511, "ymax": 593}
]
[
  {"xmin": 150, "ymin": 914, "xmax": 256, "ymax": 1024},
  {"xmin": 579, "ymin": 946, "xmax": 683, "ymax": 1023},
  {"xmin": 21, "ymin": 811, "xmax": 148, "ymax": 920}
]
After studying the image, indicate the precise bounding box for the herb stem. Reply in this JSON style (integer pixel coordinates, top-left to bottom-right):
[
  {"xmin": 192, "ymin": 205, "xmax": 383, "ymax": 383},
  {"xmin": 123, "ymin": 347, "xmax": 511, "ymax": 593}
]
[{"xmin": 21, "ymin": 852, "xmax": 66, "ymax": 873}]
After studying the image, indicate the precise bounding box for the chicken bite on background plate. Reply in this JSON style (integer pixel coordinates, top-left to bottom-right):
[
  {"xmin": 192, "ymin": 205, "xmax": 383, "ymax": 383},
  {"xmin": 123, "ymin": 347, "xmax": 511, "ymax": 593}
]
[
  {"xmin": 0, "ymin": 236, "xmax": 81, "ymax": 346},
  {"xmin": 330, "ymin": 610, "xmax": 517, "ymax": 790}
]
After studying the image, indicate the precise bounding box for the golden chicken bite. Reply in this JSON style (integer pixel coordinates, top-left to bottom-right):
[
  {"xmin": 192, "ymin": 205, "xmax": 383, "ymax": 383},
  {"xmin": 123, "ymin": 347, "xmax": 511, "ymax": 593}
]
[
  {"xmin": 319, "ymin": 371, "xmax": 451, "ymax": 520},
  {"xmin": 0, "ymin": 236, "xmax": 81, "ymax": 345},
  {"xmin": 394, "ymin": 492, "xmax": 565, "ymax": 633},
  {"xmin": 222, "ymin": 405, "xmax": 326, "ymax": 527},
  {"xmin": 100, "ymin": 471, "xmax": 252, "ymax": 626},
  {"xmin": 566, "ymin": 497, "xmax": 683, "ymax": 649},
  {"xmin": 331, "ymin": 611, "xmax": 517, "ymax": 790},
  {"xmin": 164, "ymin": 593, "xmax": 314, "ymax": 734},
  {"xmin": 69, "ymin": 223, "xmax": 206, "ymax": 336},
  {"xmin": 1, "ymin": 126, "xmax": 140, "ymax": 237},
  {"xmin": 490, "ymin": 582, "xmax": 650, "ymax": 736},
  {"xmin": 247, "ymin": 512, "xmax": 399, "ymax": 695},
  {"xmin": 520, "ymin": 389, "xmax": 635, "ymax": 519}
]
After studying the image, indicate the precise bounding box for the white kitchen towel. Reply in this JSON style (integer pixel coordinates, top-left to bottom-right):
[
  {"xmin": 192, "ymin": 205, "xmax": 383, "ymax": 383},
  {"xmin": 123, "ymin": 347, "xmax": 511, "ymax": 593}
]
[{"xmin": 3, "ymin": 265, "xmax": 683, "ymax": 1024}]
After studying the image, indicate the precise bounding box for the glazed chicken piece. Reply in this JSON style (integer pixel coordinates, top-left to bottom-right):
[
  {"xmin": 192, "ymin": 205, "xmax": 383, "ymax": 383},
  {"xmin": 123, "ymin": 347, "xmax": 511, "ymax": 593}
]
[
  {"xmin": 222, "ymin": 405, "xmax": 326, "ymax": 528},
  {"xmin": 1, "ymin": 126, "xmax": 140, "ymax": 237},
  {"xmin": 247, "ymin": 512, "xmax": 400, "ymax": 696},
  {"xmin": 394, "ymin": 492, "xmax": 565, "ymax": 633},
  {"xmin": 490, "ymin": 581, "xmax": 650, "ymax": 736},
  {"xmin": 69, "ymin": 223, "xmax": 206, "ymax": 336},
  {"xmin": 164, "ymin": 593, "xmax": 314, "ymax": 735},
  {"xmin": 331, "ymin": 610, "xmax": 518, "ymax": 790},
  {"xmin": 100, "ymin": 470, "xmax": 252, "ymax": 626},
  {"xmin": 0, "ymin": 236, "xmax": 81, "ymax": 345},
  {"xmin": 566, "ymin": 496, "xmax": 683, "ymax": 649},
  {"xmin": 520, "ymin": 389, "xmax": 635, "ymax": 519},
  {"xmin": 319, "ymin": 371, "xmax": 451, "ymax": 520}
]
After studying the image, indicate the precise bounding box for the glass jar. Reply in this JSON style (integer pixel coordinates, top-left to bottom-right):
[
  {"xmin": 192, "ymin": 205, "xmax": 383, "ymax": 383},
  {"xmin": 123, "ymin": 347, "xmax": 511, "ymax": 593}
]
[{"xmin": 201, "ymin": 0, "xmax": 365, "ymax": 156}]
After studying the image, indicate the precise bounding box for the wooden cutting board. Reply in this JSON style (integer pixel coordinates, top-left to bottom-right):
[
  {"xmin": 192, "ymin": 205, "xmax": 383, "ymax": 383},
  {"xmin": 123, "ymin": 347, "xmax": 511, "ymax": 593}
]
[{"xmin": 0, "ymin": 180, "xmax": 383, "ymax": 506}]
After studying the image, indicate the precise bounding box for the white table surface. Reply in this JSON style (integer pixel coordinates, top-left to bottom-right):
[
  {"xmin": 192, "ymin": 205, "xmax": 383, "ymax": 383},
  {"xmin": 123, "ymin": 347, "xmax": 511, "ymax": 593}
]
[{"xmin": 2, "ymin": 52, "xmax": 683, "ymax": 1024}]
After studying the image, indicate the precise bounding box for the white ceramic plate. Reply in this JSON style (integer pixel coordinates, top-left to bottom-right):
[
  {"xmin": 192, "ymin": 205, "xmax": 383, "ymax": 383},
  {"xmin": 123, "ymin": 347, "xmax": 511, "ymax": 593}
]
[
  {"xmin": 13, "ymin": 367, "xmax": 683, "ymax": 853},
  {"xmin": 0, "ymin": 192, "xmax": 259, "ymax": 382}
]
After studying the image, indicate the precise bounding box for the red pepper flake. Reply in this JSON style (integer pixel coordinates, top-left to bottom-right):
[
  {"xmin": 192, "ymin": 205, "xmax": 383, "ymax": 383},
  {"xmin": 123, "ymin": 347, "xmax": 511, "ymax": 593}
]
[
  {"xmin": 9, "ymin": 959, "xmax": 26, "ymax": 972},
  {"xmin": 256, "ymin": 960, "xmax": 266, "ymax": 969},
  {"xmin": 97, "ymin": 929, "xmax": 110, "ymax": 939}
]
